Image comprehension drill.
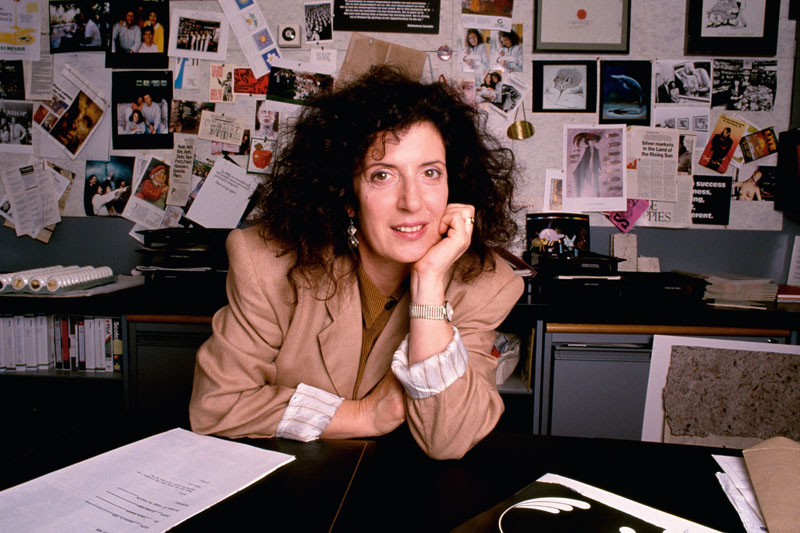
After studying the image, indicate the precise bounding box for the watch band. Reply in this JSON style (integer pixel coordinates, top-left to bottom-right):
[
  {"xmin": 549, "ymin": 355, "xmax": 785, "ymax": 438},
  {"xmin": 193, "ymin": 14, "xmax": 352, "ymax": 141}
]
[{"xmin": 409, "ymin": 301, "xmax": 453, "ymax": 323}]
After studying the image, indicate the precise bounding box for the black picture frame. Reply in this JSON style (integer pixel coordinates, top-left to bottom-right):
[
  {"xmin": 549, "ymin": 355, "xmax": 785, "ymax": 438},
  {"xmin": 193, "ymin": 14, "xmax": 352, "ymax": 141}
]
[
  {"xmin": 534, "ymin": 0, "xmax": 630, "ymax": 54},
  {"xmin": 111, "ymin": 70, "xmax": 173, "ymax": 150},
  {"xmin": 532, "ymin": 60, "xmax": 597, "ymax": 113},
  {"xmin": 599, "ymin": 60, "xmax": 652, "ymax": 126},
  {"xmin": 685, "ymin": 0, "xmax": 780, "ymax": 56}
]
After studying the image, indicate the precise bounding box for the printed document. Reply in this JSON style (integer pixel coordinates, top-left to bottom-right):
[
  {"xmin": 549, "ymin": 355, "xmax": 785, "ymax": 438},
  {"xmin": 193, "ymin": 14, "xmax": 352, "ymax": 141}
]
[{"xmin": 0, "ymin": 428, "xmax": 295, "ymax": 532}]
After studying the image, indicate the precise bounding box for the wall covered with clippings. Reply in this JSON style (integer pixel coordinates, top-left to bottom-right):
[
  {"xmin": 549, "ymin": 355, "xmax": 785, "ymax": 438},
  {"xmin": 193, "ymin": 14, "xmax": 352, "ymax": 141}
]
[{"xmin": 1, "ymin": 0, "xmax": 798, "ymax": 282}]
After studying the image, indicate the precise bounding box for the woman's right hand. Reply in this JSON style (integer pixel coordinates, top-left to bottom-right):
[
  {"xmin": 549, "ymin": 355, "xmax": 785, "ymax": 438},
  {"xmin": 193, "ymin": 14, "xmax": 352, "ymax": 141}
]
[
  {"xmin": 359, "ymin": 371, "xmax": 406, "ymax": 436},
  {"xmin": 322, "ymin": 370, "xmax": 406, "ymax": 439}
]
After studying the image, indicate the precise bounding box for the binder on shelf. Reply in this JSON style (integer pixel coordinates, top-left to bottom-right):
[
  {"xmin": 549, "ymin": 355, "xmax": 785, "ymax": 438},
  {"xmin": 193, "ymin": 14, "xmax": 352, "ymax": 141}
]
[
  {"xmin": 59, "ymin": 316, "xmax": 71, "ymax": 371},
  {"xmin": 13, "ymin": 315, "xmax": 25, "ymax": 371},
  {"xmin": 1, "ymin": 316, "xmax": 14, "ymax": 371},
  {"xmin": 85, "ymin": 318, "xmax": 96, "ymax": 372},
  {"xmin": 102, "ymin": 318, "xmax": 113, "ymax": 373},
  {"xmin": 112, "ymin": 318, "xmax": 123, "ymax": 373},
  {"xmin": 77, "ymin": 318, "xmax": 86, "ymax": 371}
]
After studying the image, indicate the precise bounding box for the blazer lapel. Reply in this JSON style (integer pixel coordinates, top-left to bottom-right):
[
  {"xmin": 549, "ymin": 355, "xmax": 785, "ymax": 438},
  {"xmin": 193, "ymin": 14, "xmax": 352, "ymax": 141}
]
[{"xmin": 318, "ymin": 275, "xmax": 362, "ymax": 398}]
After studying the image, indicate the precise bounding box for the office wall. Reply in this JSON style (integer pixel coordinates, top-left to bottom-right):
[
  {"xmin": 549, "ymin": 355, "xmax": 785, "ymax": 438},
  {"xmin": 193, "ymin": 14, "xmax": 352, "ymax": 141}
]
[{"xmin": 2, "ymin": 0, "xmax": 798, "ymax": 283}]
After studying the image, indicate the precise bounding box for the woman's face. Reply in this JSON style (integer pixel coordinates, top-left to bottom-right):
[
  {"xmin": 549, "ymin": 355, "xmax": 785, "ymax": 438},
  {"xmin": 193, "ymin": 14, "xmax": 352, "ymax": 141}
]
[
  {"xmin": 500, "ymin": 35, "xmax": 511, "ymax": 47},
  {"xmin": 351, "ymin": 121, "xmax": 449, "ymax": 274},
  {"xmin": 468, "ymin": 32, "xmax": 478, "ymax": 46}
]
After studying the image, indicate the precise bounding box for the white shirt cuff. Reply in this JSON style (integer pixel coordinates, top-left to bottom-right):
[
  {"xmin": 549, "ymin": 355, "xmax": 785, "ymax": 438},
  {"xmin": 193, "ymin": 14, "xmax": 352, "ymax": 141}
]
[
  {"xmin": 276, "ymin": 383, "xmax": 344, "ymax": 442},
  {"xmin": 391, "ymin": 326, "xmax": 468, "ymax": 399}
]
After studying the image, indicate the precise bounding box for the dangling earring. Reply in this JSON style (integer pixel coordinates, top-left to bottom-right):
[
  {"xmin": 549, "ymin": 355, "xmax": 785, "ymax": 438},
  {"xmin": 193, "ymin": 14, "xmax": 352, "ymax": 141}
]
[{"xmin": 347, "ymin": 218, "xmax": 359, "ymax": 248}]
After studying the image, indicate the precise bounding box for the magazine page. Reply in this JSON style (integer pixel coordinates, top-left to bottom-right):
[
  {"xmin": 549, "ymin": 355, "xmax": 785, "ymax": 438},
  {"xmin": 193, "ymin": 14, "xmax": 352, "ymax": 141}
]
[
  {"xmin": 32, "ymin": 64, "xmax": 107, "ymax": 159},
  {"xmin": 0, "ymin": 0, "xmax": 41, "ymax": 61},
  {"xmin": 122, "ymin": 156, "xmax": 172, "ymax": 229},
  {"xmin": 563, "ymin": 124, "xmax": 627, "ymax": 212}
]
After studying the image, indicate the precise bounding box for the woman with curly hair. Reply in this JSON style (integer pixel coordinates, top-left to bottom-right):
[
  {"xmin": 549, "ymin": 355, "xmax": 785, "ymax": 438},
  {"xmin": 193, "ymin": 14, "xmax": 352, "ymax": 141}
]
[{"xmin": 189, "ymin": 65, "xmax": 524, "ymax": 460}]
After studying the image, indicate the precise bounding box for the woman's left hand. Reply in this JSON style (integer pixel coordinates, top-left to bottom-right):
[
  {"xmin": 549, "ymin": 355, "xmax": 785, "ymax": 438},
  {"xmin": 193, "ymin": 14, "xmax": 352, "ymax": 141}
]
[{"xmin": 412, "ymin": 203, "xmax": 475, "ymax": 282}]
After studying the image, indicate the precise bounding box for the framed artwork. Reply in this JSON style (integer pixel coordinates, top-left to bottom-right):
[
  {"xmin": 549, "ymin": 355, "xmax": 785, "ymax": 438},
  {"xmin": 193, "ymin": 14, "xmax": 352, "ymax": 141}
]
[
  {"xmin": 685, "ymin": 0, "xmax": 780, "ymax": 56},
  {"xmin": 599, "ymin": 60, "xmax": 652, "ymax": 126},
  {"xmin": 533, "ymin": 0, "xmax": 630, "ymax": 53},
  {"xmin": 532, "ymin": 60, "xmax": 597, "ymax": 112}
]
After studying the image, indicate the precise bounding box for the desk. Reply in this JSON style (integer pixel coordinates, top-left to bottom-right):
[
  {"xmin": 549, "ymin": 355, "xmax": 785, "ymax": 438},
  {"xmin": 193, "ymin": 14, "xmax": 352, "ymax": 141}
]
[{"xmin": 3, "ymin": 423, "xmax": 745, "ymax": 532}]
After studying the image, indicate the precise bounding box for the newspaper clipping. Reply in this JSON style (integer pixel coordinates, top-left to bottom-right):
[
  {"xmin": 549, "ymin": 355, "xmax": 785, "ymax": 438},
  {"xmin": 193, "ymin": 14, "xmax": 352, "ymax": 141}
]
[{"xmin": 32, "ymin": 64, "xmax": 107, "ymax": 159}]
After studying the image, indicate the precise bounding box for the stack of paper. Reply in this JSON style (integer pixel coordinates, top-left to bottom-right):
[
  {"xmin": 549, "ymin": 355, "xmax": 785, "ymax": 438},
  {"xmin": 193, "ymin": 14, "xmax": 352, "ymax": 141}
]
[{"xmin": 675, "ymin": 271, "xmax": 778, "ymax": 308}]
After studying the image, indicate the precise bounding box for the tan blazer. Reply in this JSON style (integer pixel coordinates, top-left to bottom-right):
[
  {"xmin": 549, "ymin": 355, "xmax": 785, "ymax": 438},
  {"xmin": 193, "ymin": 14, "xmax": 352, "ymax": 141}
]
[{"xmin": 189, "ymin": 226, "xmax": 524, "ymax": 459}]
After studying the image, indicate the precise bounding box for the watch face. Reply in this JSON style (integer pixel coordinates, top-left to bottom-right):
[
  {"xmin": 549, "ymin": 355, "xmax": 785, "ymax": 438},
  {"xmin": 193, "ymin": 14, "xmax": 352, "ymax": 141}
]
[{"xmin": 444, "ymin": 301, "xmax": 453, "ymax": 323}]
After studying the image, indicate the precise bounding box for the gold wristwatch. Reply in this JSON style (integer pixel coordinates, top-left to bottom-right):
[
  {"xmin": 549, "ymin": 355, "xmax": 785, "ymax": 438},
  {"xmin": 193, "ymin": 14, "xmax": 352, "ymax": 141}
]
[{"xmin": 409, "ymin": 301, "xmax": 453, "ymax": 323}]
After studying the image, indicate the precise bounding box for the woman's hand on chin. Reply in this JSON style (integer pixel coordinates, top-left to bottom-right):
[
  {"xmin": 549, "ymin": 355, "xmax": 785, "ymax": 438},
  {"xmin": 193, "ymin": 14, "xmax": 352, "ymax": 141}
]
[{"xmin": 412, "ymin": 203, "xmax": 475, "ymax": 286}]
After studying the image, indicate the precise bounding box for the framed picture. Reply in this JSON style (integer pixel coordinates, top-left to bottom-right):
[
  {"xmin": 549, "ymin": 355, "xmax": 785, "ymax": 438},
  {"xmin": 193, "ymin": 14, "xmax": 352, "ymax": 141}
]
[
  {"xmin": 599, "ymin": 60, "xmax": 652, "ymax": 126},
  {"xmin": 105, "ymin": 0, "xmax": 169, "ymax": 69},
  {"xmin": 533, "ymin": 60, "xmax": 597, "ymax": 112},
  {"xmin": 685, "ymin": 0, "xmax": 780, "ymax": 56},
  {"xmin": 533, "ymin": 0, "xmax": 630, "ymax": 53}
]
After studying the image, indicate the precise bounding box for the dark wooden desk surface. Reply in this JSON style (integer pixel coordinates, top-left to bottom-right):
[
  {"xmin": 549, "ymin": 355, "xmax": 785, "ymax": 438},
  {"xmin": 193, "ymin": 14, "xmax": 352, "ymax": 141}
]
[
  {"xmin": 2, "ymin": 421, "xmax": 746, "ymax": 532},
  {"xmin": 335, "ymin": 428, "xmax": 745, "ymax": 532}
]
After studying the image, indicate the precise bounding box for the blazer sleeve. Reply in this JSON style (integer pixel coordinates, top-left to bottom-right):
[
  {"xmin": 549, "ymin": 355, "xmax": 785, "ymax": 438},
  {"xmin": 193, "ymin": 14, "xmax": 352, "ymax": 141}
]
[
  {"xmin": 404, "ymin": 255, "xmax": 524, "ymax": 459},
  {"xmin": 189, "ymin": 228, "xmax": 297, "ymax": 438}
]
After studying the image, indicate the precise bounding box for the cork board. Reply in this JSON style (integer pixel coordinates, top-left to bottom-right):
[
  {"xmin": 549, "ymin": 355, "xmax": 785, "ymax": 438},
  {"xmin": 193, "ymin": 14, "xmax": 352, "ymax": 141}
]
[{"xmin": 642, "ymin": 335, "xmax": 800, "ymax": 446}]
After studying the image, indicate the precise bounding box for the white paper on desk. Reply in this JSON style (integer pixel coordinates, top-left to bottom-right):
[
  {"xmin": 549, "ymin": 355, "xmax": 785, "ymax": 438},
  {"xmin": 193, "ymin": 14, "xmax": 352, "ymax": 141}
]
[
  {"xmin": 0, "ymin": 428, "xmax": 294, "ymax": 532},
  {"xmin": 539, "ymin": 473, "xmax": 721, "ymax": 532},
  {"xmin": 185, "ymin": 157, "xmax": 259, "ymax": 228},
  {"xmin": 713, "ymin": 455, "xmax": 767, "ymax": 532}
]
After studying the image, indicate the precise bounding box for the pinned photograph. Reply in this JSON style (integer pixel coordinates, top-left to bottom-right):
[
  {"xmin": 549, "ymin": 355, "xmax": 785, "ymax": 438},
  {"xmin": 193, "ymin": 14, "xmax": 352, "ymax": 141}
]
[
  {"xmin": 460, "ymin": 28, "xmax": 490, "ymax": 74},
  {"xmin": 654, "ymin": 59, "xmax": 711, "ymax": 105},
  {"xmin": 490, "ymin": 25, "xmax": 523, "ymax": 73},
  {"xmin": 48, "ymin": 1, "xmax": 109, "ymax": 53},
  {"xmin": 112, "ymin": 70, "xmax": 173, "ymax": 150},
  {"xmin": 106, "ymin": 0, "xmax": 169, "ymax": 69},
  {"xmin": 304, "ymin": 2, "xmax": 333, "ymax": 43},
  {"xmin": 0, "ymin": 100, "xmax": 33, "ymax": 153},
  {"xmin": 168, "ymin": 9, "xmax": 229, "ymax": 61},
  {"xmin": 83, "ymin": 156, "xmax": 135, "ymax": 216},
  {"xmin": 169, "ymin": 100, "xmax": 215, "ymax": 134},
  {"xmin": 711, "ymin": 59, "xmax": 777, "ymax": 111},
  {"xmin": 0, "ymin": 60, "xmax": 24, "ymax": 99},
  {"xmin": 266, "ymin": 60, "xmax": 334, "ymax": 106},
  {"xmin": 733, "ymin": 165, "xmax": 777, "ymax": 202}
]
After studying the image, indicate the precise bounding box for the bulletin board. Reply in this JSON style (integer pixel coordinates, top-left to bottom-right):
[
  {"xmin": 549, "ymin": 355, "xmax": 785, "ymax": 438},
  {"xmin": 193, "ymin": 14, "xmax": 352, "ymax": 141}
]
[{"xmin": 0, "ymin": 0, "xmax": 796, "ymax": 255}]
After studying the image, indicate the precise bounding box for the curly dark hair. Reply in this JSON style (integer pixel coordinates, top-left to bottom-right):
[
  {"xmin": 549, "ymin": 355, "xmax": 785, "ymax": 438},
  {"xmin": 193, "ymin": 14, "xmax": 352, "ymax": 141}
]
[{"xmin": 255, "ymin": 65, "xmax": 518, "ymax": 292}]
